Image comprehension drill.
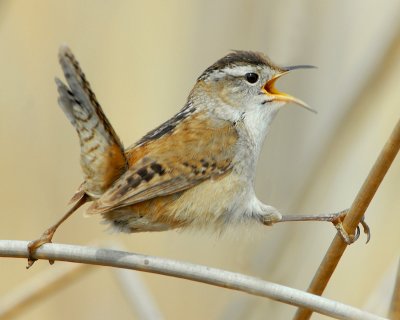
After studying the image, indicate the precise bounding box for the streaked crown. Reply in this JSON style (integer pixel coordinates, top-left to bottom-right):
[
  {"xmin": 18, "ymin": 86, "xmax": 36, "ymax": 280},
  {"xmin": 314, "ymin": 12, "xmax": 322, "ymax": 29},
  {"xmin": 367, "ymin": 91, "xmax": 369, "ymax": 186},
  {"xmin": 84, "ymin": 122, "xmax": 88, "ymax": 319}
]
[{"xmin": 198, "ymin": 51, "xmax": 280, "ymax": 81}]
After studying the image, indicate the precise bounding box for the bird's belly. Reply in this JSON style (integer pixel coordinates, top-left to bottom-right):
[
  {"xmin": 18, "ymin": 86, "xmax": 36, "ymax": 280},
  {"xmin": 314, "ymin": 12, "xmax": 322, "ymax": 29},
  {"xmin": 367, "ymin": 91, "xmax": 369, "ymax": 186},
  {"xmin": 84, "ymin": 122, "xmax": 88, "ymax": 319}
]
[{"xmin": 102, "ymin": 173, "xmax": 249, "ymax": 233}]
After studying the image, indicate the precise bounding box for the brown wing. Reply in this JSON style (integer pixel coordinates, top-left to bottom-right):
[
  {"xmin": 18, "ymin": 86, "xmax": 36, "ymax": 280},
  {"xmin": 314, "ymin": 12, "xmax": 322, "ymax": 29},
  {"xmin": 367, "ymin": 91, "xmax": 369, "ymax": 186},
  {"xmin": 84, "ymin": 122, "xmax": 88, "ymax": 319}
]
[{"xmin": 87, "ymin": 111, "xmax": 238, "ymax": 214}]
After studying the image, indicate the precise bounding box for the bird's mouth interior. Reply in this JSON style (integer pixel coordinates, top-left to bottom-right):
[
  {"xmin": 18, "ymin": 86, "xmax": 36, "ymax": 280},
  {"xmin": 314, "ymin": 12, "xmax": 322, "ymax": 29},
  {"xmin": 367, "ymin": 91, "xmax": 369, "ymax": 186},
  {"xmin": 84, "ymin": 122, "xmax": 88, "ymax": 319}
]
[
  {"xmin": 263, "ymin": 73, "xmax": 287, "ymax": 96},
  {"xmin": 262, "ymin": 69, "xmax": 317, "ymax": 114}
]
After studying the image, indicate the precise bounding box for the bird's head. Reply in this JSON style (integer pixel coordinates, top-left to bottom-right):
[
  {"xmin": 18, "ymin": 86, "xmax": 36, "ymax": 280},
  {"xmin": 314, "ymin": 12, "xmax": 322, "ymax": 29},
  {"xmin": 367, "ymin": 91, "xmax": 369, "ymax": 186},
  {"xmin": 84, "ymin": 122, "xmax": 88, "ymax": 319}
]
[{"xmin": 193, "ymin": 51, "xmax": 316, "ymax": 119}]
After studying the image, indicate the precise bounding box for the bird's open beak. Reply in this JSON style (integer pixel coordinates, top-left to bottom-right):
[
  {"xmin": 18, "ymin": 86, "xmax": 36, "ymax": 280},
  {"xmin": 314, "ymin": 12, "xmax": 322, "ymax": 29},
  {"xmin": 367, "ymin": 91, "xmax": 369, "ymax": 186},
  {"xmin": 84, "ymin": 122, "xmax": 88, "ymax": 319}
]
[{"xmin": 263, "ymin": 65, "xmax": 317, "ymax": 114}]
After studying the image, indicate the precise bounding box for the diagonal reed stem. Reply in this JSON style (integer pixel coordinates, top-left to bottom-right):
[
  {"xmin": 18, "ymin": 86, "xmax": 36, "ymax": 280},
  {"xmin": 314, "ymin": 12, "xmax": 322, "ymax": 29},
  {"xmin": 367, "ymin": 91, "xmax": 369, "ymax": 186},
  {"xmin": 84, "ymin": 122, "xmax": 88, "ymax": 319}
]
[
  {"xmin": 389, "ymin": 259, "xmax": 400, "ymax": 320},
  {"xmin": 293, "ymin": 119, "xmax": 400, "ymax": 320}
]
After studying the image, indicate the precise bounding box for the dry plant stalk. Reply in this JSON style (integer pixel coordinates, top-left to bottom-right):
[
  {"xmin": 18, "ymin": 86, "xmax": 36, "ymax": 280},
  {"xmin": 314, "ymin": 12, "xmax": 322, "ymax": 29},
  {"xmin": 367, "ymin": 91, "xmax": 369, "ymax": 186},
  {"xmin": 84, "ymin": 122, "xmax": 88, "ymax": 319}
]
[
  {"xmin": 389, "ymin": 260, "xmax": 400, "ymax": 319},
  {"xmin": 294, "ymin": 119, "xmax": 400, "ymax": 320}
]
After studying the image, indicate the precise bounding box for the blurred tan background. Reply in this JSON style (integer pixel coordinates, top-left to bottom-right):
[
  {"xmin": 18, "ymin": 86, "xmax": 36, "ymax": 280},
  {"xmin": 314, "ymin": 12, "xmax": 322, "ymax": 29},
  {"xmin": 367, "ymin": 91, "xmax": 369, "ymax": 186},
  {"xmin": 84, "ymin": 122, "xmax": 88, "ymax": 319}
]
[{"xmin": 0, "ymin": 1, "xmax": 399, "ymax": 319}]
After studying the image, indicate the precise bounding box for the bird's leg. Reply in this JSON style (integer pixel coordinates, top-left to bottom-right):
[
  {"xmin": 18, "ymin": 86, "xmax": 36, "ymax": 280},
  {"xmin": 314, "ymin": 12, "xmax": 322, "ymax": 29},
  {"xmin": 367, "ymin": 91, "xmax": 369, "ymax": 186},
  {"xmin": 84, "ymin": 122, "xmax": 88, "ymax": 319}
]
[
  {"xmin": 26, "ymin": 193, "xmax": 88, "ymax": 269},
  {"xmin": 269, "ymin": 209, "xmax": 371, "ymax": 245}
]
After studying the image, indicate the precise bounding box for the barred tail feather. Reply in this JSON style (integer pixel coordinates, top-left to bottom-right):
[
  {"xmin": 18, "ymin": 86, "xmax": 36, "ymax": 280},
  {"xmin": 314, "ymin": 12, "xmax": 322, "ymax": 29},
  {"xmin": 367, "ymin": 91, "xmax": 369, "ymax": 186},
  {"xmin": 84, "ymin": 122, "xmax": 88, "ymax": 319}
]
[{"xmin": 56, "ymin": 45, "xmax": 127, "ymax": 197}]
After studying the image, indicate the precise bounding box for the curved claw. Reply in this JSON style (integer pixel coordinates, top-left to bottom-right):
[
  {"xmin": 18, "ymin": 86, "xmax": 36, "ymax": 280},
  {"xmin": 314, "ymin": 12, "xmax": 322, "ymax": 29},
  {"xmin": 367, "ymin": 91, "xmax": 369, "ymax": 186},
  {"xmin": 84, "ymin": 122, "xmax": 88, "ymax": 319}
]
[
  {"xmin": 354, "ymin": 225, "xmax": 361, "ymax": 242},
  {"xmin": 360, "ymin": 216, "xmax": 371, "ymax": 243}
]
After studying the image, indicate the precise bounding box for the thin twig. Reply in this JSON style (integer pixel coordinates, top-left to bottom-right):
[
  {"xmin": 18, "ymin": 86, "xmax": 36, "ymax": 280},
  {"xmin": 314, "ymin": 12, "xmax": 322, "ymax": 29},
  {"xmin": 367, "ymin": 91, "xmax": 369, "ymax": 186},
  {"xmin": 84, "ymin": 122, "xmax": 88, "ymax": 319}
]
[
  {"xmin": 389, "ymin": 259, "xmax": 400, "ymax": 320},
  {"xmin": 0, "ymin": 240, "xmax": 386, "ymax": 320},
  {"xmin": 294, "ymin": 119, "xmax": 400, "ymax": 320}
]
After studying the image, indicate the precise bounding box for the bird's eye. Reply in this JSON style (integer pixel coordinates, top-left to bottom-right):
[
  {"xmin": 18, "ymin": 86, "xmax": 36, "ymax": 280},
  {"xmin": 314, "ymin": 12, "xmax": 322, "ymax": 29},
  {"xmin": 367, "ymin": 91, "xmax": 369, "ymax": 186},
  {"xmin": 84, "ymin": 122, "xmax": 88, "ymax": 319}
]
[{"xmin": 245, "ymin": 73, "xmax": 259, "ymax": 84}]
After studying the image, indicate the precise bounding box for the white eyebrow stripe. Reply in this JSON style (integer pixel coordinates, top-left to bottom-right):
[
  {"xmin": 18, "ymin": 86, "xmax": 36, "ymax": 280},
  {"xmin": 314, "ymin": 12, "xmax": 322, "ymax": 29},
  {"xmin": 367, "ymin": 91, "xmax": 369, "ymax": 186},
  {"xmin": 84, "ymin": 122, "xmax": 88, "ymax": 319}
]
[
  {"xmin": 222, "ymin": 65, "xmax": 258, "ymax": 77},
  {"xmin": 204, "ymin": 65, "xmax": 263, "ymax": 82}
]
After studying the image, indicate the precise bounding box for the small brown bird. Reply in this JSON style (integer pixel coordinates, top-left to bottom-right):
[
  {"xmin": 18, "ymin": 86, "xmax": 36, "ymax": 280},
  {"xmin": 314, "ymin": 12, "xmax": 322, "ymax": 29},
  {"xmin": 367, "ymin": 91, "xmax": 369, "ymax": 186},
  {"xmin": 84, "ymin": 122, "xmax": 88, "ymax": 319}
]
[{"xmin": 27, "ymin": 46, "xmax": 368, "ymax": 267}]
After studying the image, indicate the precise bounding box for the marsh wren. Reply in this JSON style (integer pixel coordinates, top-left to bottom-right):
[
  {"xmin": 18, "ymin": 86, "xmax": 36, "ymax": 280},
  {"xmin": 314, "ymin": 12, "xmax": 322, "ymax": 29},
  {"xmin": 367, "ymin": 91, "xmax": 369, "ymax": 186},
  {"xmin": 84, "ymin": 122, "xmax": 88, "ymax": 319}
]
[{"xmin": 27, "ymin": 46, "xmax": 369, "ymax": 267}]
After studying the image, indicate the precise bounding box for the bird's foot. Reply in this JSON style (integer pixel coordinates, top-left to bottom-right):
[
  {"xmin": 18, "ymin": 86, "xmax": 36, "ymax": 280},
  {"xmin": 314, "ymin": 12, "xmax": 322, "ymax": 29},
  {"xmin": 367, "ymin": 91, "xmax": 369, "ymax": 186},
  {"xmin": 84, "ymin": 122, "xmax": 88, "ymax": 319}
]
[
  {"xmin": 26, "ymin": 227, "xmax": 56, "ymax": 269},
  {"xmin": 276, "ymin": 209, "xmax": 371, "ymax": 244},
  {"xmin": 330, "ymin": 209, "xmax": 371, "ymax": 245}
]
